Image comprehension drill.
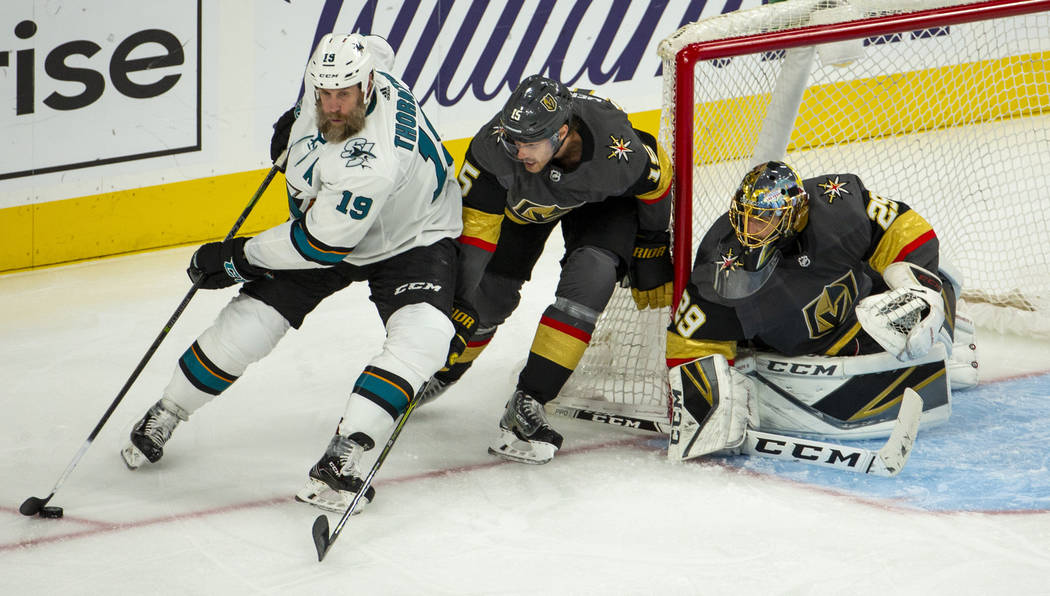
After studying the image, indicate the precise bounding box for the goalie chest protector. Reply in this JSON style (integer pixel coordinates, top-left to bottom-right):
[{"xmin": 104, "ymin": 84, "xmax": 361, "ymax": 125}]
[{"xmin": 695, "ymin": 174, "xmax": 881, "ymax": 356}]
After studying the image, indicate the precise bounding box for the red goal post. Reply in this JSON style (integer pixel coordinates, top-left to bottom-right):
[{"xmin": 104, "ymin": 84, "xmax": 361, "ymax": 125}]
[{"xmin": 551, "ymin": 0, "xmax": 1050, "ymax": 427}]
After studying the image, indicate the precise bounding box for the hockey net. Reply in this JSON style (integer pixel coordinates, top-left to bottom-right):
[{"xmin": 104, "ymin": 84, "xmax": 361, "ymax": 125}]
[{"xmin": 552, "ymin": 0, "xmax": 1050, "ymax": 427}]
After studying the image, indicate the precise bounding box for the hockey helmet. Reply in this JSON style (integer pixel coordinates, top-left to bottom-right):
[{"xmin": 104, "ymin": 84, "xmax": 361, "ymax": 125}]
[
  {"xmin": 306, "ymin": 33, "xmax": 376, "ymax": 99},
  {"xmin": 729, "ymin": 161, "xmax": 809, "ymax": 249},
  {"xmin": 498, "ymin": 75, "xmax": 574, "ymax": 155}
]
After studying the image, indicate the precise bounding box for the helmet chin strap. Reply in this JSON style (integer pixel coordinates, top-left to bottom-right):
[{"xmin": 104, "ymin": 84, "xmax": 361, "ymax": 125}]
[
  {"xmin": 363, "ymin": 72, "xmax": 375, "ymax": 104},
  {"xmin": 549, "ymin": 123, "xmax": 572, "ymax": 161}
]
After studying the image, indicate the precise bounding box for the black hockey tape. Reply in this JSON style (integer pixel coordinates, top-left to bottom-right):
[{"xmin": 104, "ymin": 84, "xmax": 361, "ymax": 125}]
[{"xmin": 39, "ymin": 506, "xmax": 64, "ymax": 519}]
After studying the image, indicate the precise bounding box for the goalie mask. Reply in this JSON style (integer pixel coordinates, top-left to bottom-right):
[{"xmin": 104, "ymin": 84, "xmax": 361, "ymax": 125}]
[
  {"xmin": 715, "ymin": 162, "xmax": 807, "ymax": 299},
  {"xmin": 306, "ymin": 33, "xmax": 376, "ymax": 102},
  {"xmin": 729, "ymin": 161, "xmax": 808, "ymax": 249},
  {"xmin": 498, "ymin": 75, "xmax": 574, "ymax": 161}
]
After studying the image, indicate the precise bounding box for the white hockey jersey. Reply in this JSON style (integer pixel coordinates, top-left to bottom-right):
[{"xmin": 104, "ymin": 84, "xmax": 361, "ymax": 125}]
[{"xmin": 245, "ymin": 59, "xmax": 461, "ymax": 269}]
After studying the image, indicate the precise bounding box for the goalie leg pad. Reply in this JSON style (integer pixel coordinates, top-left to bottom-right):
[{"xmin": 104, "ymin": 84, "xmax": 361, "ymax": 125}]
[
  {"xmin": 668, "ymin": 354, "xmax": 756, "ymax": 461},
  {"xmin": 743, "ymin": 347, "xmax": 950, "ymax": 439},
  {"xmin": 947, "ymin": 309, "xmax": 979, "ymax": 390}
]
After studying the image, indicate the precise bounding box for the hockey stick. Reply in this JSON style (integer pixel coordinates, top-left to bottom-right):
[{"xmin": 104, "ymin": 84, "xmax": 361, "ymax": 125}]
[
  {"xmin": 19, "ymin": 151, "xmax": 287, "ymax": 517},
  {"xmin": 552, "ymin": 388, "xmax": 923, "ymax": 477},
  {"xmin": 547, "ymin": 402, "xmax": 671, "ymax": 433},
  {"xmin": 311, "ymin": 383, "xmax": 426, "ymax": 561}
]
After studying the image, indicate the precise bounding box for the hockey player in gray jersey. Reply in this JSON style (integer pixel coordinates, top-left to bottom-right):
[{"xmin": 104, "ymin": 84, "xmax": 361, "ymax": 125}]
[
  {"xmin": 420, "ymin": 75, "xmax": 674, "ymax": 464},
  {"xmin": 120, "ymin": 34, "xmax": 462, "ymax": 513},
  {"xmin": 665, "ymin": 161, "xmax": 979, "ymax": 462}
]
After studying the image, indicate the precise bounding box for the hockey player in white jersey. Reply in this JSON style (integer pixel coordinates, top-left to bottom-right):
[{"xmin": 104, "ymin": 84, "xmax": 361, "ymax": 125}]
[{"xmin": 120, "ymin": 34, "xmax": 462, "ymax": 514}]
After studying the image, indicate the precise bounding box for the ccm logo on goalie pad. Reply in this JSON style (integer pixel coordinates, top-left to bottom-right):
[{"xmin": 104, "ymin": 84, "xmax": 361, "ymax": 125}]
[
  {"xmin": 764, "ymin": 360, "xmax": 838, "ymax": 376},
  {"xmin": 752, "ymin": 436, "xmax": 865, "ymax": 469},
  {"xmin": 668, "ymin": 388, "xmax": 690, "ymax": 448},
  {"xmin": 394, "ymin": 281, "xmax": 442, "ymax": 294}
]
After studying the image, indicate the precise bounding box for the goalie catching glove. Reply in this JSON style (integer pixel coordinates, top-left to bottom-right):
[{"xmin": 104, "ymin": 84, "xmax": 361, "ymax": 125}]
[
  {"xmin": 856, "ymin": 262, "xmax": 950, "ymax": 362},
  {"xmin": 628, "ymin": 230, "xmax": 674, "ymax": 309},
  {"xmin": 187, "ymin": 237, "xmax": 270, "ymax": 289}
]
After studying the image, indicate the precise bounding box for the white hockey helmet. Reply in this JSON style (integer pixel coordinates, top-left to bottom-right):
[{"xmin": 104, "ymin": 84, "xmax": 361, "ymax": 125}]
[{"xmin": 306, "ymin": 33, "xmax": 375, "ymax": 97}]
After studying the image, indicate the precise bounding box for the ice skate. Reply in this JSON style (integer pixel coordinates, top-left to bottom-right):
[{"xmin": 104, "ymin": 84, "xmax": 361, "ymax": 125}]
[
  {"xmin": 417, "ymin": 376, "xmax": 455, "ymax": 407},
  {"xmin": 296, "ymin": 433, "xmax": 376, "ymax": 513},
  {"xmin": 488, "ymin": 390, "xmax": 564, "ymax": 464},
  {"xmin": 121, "ymin": 399, "xmax": 186, "ymax": 469}
]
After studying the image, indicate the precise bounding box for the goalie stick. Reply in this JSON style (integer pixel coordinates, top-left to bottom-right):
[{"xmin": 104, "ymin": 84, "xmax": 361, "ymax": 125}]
[
  {"xmin": 548, "ymin": 402, "xmax": 671, "ymax": 433},
  {"xmin": 548, "ymin": 388, "xmax": 923, "ymax": 477},
  {"xmin": 741, "ymin": 388, "xmax": 923, "ymax": 477}
]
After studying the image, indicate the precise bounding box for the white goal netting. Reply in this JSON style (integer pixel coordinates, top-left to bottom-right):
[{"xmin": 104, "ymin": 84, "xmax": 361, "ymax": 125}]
[{"xmin": 554, "ymin": 0, "xmax": 1050, "ymax": 424}]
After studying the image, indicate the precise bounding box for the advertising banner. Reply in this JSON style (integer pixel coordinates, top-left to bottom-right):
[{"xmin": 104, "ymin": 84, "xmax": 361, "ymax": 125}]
[{"xmin": 0, "ymin": 0, "xmax": 201, "ymax": 181}]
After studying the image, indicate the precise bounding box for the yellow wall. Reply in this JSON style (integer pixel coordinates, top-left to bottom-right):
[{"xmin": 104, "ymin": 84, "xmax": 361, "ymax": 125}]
[
  {"xmin": 2, "ymin": 171, "xmax": 290, "ymax": 272},
  {"xmin": 692, "ymin": 52, "xmax": 1050, "ymax": 165},
  {"xmin": 0, "ymin": 108, "xmax": 662, "ymax": 274}
]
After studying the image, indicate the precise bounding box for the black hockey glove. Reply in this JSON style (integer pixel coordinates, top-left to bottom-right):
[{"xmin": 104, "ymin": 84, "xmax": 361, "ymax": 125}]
[
  {"xmin": 441, "ymin": 301, "xmax": 479, "ymax": 373},
  {"xmin": 628, "ymin": 230, "xmax": 674, "ymax": 309},
  {"xmin": 270, "ymin": 106, "xmax": 297, "ymax": 170},
  {"xmin": 187, "ymin": 237, "xmax": 269, "ymax": 290}
]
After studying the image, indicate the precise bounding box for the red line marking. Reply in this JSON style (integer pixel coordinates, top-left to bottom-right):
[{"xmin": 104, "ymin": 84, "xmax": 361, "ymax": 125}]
[
  {"xmin": 7, "ymin": 372, "xmax": 1050, "ymax": 555},
  {"xmin": 0, "ymin": 436, "xmax": 650, "ymax": 552}
]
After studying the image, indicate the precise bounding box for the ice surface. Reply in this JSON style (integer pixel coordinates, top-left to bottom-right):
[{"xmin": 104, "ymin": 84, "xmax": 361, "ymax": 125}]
[{"xmin": 2, "ymin": 242, "xmax": 1048, "ymax": 595}]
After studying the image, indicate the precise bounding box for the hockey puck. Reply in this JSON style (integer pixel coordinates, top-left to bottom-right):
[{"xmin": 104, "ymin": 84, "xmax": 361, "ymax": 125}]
[{"xmin": 39, "ymin": 506, "xmax": 64, "ymax": 519}]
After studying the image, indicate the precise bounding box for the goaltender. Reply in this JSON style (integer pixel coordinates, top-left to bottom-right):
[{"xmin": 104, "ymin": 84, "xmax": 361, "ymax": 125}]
[{"xmin": 665, "ymin": 161, "xmax": 979, "ymax": 462}]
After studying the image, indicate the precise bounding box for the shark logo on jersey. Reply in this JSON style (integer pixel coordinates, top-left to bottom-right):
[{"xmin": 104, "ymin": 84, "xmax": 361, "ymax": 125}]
[
  {"xmin": 607, "ymin": 135, "xmax": 633, "ymax": 161},
  {"xmin": 819, "ymin": 177, "xmax": 850, "ymax": 203},
  {"xmin": 802, "ymin": 270, "xmax": 859, "ymax": 338},
  {"xmin": 341, "ymin": 138, "xmax": 376, "ymax": 168}
]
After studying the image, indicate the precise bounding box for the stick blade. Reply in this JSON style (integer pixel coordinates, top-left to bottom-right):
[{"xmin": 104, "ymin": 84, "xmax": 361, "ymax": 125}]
[
  {"xmin": 873, "ymin": 388, "xmax": 924, "ymax": 477},
  {"xmin": 311, "ymin": 515, "xmax": 331, "ymax": 562},
  {"xmin": 19, "ymin": 495, "xmax": 52, "ymax": 516}
]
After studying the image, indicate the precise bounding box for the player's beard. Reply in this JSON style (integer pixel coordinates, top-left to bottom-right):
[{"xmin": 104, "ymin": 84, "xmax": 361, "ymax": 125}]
[{"xmin": 316, "ymin": 100, "xmax": 367, "ymax": 143}]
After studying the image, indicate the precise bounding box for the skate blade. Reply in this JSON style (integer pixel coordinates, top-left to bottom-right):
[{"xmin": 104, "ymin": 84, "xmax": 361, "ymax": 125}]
[
  {"xmin": 294, "ymin": 478, "xmax": 370, "ymax": 514},
  {"xmin": 488, "ymin": 435, "xmax": 556, "ymax": 465},
  {"xmin": 121, "ymin": 444, "xmax": 148, "ymax": 470}
]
